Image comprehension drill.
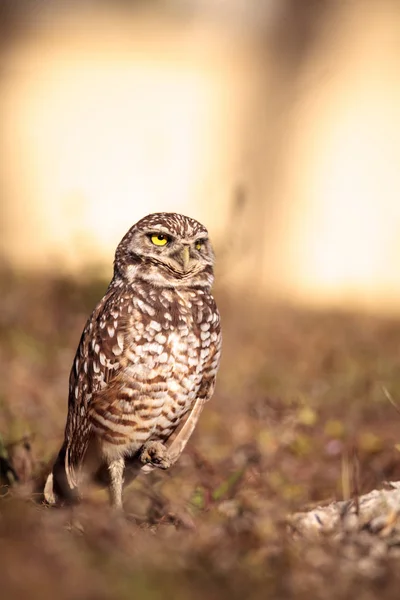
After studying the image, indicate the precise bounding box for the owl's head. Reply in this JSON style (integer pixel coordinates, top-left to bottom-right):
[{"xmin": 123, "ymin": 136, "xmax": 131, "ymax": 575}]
[{"xmin": 114, "ymin": 213, "xmax": 216, "ymax": 289}]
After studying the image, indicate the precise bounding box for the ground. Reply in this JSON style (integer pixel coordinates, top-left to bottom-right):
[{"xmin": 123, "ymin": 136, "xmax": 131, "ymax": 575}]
[{"xmin": 1, "ymin": 269, "xmax": 400, "ymax": 599}]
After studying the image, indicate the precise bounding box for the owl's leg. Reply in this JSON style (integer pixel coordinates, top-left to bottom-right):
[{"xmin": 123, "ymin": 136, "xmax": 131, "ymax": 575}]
[
  {"xmin": 107, "ymin": 456, "xmax": 125, "ymax": 508},
  {"xmin": 139, "ymin": 399, "xmax": 205, "ymax": 474},
  {"xmin": 140, "ymin": 441, "xmax": 171, "ymax": 470}
]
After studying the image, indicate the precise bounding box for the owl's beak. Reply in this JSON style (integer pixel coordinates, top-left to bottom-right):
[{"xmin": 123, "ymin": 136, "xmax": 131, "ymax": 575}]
[{"xmin": 181, "ymin": 246, "xmax": 190, "ymax": 272}]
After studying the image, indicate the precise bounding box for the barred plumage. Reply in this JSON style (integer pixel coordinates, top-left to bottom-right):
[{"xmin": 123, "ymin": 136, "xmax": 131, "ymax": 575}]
[{"xmin": 45, "ymin": 212, "xmax": 221, "ymax": 508}]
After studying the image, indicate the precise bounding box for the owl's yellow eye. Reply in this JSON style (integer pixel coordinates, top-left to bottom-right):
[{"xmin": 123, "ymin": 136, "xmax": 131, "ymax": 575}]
[
  {"xmin": 151, "ymin": 234, "xmax": 169, "ymax": 246},
  {"xmin": 195, "ymin": 240, "xmax": 202, "ymax": 251}
]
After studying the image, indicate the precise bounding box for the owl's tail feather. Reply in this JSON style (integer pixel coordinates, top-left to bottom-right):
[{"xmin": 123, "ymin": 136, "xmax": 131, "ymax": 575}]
[{"xmin": 44, "ymin": 443, "xmax": 80, "ymax": 505}]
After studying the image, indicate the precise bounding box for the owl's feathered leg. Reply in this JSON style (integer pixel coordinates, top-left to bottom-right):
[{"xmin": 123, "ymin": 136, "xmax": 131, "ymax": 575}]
[
  {"xmin": 140, "ymin": 398, "xmax": 205, "ymax": 474},
  {"xmin": 140, "ymin": 441, "xmax": 171, "ymax": 469},
  {"xmin": 107, "ymin": 456, "xmax": 125, "ymax": 508}
]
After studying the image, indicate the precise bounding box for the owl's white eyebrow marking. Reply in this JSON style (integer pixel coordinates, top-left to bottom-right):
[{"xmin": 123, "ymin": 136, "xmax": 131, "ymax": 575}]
[{"xmin": 144, "ymin": 226, "xmax": 173, "ymax": 236}]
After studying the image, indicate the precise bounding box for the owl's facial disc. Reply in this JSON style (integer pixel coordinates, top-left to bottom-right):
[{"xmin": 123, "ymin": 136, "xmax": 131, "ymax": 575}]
[
  {"xmin": 127, "ymin": 229, "xmax": 213, "ymax": 282},
  {"xmin": 115, "ymin": 214, "xmax": 215, "ymax": 288},
  {"xmin": 145, "ymin": 231, "xmax": 211, "ymax": 275}
]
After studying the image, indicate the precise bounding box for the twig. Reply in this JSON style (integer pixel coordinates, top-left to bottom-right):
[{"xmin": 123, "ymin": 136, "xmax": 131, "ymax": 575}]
[
  {"xmin": 382, "ymin": 386, "xmax": 400, "ymax": 416},
  {"xmin": 351, "ymin": 444, "xmax": 360, "ymax": 516}
]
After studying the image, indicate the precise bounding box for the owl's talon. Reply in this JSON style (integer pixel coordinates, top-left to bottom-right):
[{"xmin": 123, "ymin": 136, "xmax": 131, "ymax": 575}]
[{"xmin": 140, "ymin": 441, "xmax": 171, "ymax": 470}]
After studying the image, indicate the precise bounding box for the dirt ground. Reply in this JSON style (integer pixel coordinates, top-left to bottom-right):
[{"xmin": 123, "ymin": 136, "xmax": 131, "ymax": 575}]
[{"xmin": 2, "ymin": 269, "xmax": 400, "ymax": 599}]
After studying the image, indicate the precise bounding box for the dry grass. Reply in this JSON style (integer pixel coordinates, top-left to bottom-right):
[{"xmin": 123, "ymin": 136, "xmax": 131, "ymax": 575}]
[{"xmin": 2, "ymin": 269, "xmax": 400, "ymax": 599}]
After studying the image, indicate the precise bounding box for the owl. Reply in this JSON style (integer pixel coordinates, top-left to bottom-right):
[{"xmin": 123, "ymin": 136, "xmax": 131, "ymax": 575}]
[{"xmin": 44, "ymin": 212, "xmax": 221, "ymax": 508}]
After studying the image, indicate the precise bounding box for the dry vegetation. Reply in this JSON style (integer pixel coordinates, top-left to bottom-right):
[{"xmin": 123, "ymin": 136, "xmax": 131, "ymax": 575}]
[{"xmin": 2, "ymin": 269, "xmax": 400, "ymax": 599}]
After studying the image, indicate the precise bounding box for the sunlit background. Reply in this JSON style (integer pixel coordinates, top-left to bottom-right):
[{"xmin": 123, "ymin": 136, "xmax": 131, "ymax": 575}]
[
  {"xmin": 4, "ymin": 4, "xmax": 400, "ymax": 598},
  {"xmin": 1, "ymin": 0, "xmax": 400, "ymax": 311}
]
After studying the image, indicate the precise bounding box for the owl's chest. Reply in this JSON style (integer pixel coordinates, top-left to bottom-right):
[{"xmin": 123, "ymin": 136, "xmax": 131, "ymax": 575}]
[
  {"xmin": 124, "ymin": 287, "xmax": 210, "ymax": 398},
  {"xmin": 117, "ymin": 289, "xmax": 212, "ymax": 438}
]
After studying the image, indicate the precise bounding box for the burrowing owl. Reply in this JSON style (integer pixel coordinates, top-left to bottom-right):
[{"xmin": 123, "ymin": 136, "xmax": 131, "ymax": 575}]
[{"xmin": 45, "ymin": 213, "xmax": 221, "ymax": 508}]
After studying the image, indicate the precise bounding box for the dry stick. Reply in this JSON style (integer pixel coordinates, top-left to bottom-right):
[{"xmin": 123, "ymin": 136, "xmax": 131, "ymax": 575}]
[
  {"xmin": 351, "ymin": 443, "xmax": 360, "ymax": 516},
  {"xmin": 341, "ymin": 448, "xmax": 351, "ymax": 502},
  {"xmin": 382, "ymin": 385, "xmax": 400, "ymax": 416}
]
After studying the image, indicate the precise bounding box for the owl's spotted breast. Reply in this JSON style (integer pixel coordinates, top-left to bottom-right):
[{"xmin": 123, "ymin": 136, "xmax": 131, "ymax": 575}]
[{"xmin": 84, "ymin": 283, "xmax": 220, "ymax": 457}]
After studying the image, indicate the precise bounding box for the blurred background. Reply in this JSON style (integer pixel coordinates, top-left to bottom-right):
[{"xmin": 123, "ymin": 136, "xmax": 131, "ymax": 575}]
[
  {"xmin": 2, "ymin": 2, "xmax": 400, "ymax": 599},
  {"xmin": 1, "ymin": 0, "xmax": 400, "ymax": 310}
]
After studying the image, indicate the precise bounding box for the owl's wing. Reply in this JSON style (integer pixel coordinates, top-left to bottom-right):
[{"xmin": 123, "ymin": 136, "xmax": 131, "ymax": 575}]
[
  {"xmin": 197, "ymin": 301, "xmax": 222, "ymax": 403},
  {"xmin": 62, "ymin": 283, "xmax": 132, "ymax": 487}
]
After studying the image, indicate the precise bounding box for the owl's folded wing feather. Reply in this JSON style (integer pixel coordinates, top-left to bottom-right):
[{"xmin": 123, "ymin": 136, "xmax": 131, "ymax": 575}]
[{"xmin": 53, "ymin": 284, "xmax": 132, "ymax": 495}]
